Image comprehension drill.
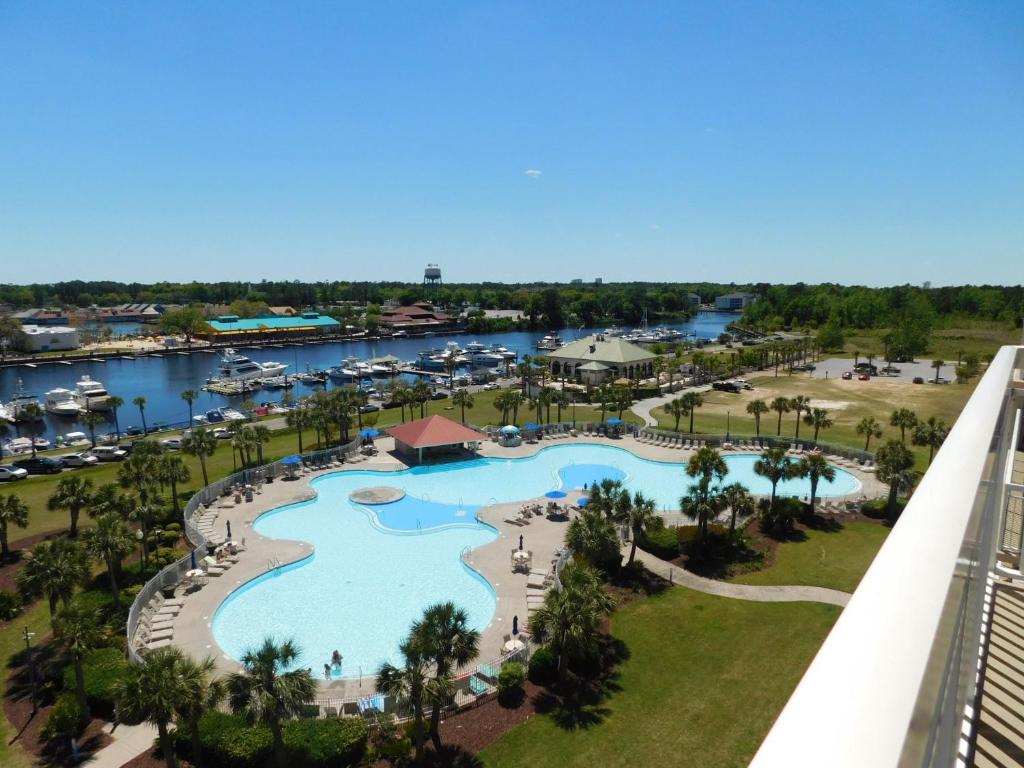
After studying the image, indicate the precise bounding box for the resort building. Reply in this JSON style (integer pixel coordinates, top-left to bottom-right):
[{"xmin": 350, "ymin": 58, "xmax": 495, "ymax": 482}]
[
  {"xmin": 546, "ymin": 334, "xmax": 657, "ymax": 384},
  {"xmin": 686, "ymin": 292, "xmax": 702, "ymax": 308},
  {"xmin": 198, "ymin": 312, "xmax": 341, "ymax": 340},
  {"xmin": 89, "ymin": 303, "xmax": 165, "ymax": 323},
  {"xmin": 379, "ymin": 302, "xmax": 453, "ymax": 331},
  {"xmin": 12, "ymin": 307, "xmax": 71, "ymax": 325},
  {"xmin": 715, "ymin": 292, "xmax": 758, "ymax": 310},
  {"xmin": 16, "ymin": 324, "xmax": 81, "ymax": 352},
  {"xmin": 387, "ymin": 415, "xmax": 484, "ymax": 463}
]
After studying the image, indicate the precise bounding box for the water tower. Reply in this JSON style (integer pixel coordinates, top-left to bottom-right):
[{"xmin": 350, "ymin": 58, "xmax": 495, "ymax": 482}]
[{"xmin": 423, "ymin": 264, "xmax": 442, "ymax": 293}]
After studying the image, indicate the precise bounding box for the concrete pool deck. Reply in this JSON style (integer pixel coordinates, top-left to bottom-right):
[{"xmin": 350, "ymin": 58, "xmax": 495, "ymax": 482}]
[{"xmin": 163, "ymin": 432, "xmax": 883, "ymax": 697}]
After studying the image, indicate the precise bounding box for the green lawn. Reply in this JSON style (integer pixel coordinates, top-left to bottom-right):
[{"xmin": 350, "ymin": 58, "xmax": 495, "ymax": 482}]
[
  {"xmin": 732, "ymin": 520, "xmax": 889, "ymax": 593},
  {"xmin": 0, "ymin": 600, "xmax": 50, "ymax": 768},
  {"xmin": 479, "ymin": 588, "xmax": 839, "ymax": 768}
]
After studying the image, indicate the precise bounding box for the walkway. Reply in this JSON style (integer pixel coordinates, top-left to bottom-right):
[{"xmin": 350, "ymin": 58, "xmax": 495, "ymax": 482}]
[
  {"xmin": 624, "ymin": 546, "xmax": 852, "ymax": 608},
  {"xmin": 82, "ymin": 722, "xmax": 157, "ymax": 768}
]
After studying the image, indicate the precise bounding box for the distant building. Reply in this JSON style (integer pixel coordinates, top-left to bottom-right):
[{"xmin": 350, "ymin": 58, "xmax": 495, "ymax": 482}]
[
  {"xmin": 715, "ymin": 292, "xmax": 758, "ymax": 311},
  {"xmin": 379, "ymin": 303, "xmax": 452, "ymax": 331},
  {"xmin": 571, "ymin": 278, "xmax": 583, "ymax": 285},
  {"xmin": 687, "ymin": 293, "xmax": 701, "ymax": 308},
  {"xmin": 268, "ymin": 306, "xmax": 299, "ymax": 316},
  {"xmin": 546, "ymin": 334, "xmax": 656, "ymax": 385},
  {"xmin": 13, "ymin": 308, "xmax": 71, "ymax": 326},
  {"xmin": 595, "ymin": 278, "xmax": 603, "ymax": 285},
  {"xmin": 198, "ymin": 312, "xmax": 341, "ymax": 340},
  {"xmin": 18, "ymin": 324, "xmax": 80, "ymax": 352},
  {"xmin": 91, "ymin": 303, "xmax": 165, "ymax": 323},
  {"xmin": 482, "ymin": 309, "xmax": 524, "ymax": 321},
  {"xmin": 387, "ymin": 415, "xmax": 483, "ymax": 464}
]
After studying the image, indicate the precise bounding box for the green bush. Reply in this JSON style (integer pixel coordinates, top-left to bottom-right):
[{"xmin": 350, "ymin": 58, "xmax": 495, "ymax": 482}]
[
  {"xmin": 639, "ymin": 525, "xmax": 681, "ymax": 559},
  {"xmin": 497, "ymin": 662, "xmax": 526, "ymax": 705},
  {"xmin": 528, "ymin": 646, "xmax": 557, "ymax": 686},
  {"xmin": 62, "ymin": 647, "xmax": 129, "ymax": 718},
  {"xmin": 179, "ymin": 711, "xmax": 271, "ymax": 768},
  {"xmin": 369, "ymin": 713, "xmax": 410, "ymax": 764},
  {"xmin": 149, "ymin": 547, "xmax": 180, "ymax": 570},
  {"xmin": 283, "ymin": 717, "xmax": 368, "ymax": 767},
  {"xmin": 41, "ymin": 692, "xmax": 82, "ymax": 742},
  {"xmin": 0, "ymin": 590, "xmax": 22, "ymax": 621},
  {"xmin": 71, "ymin": 589, "xmax": 114, "ymax": 618},
  {"xmin": 404, "ymin": 717, "xmax": 428, "ymax": 746},
  {"xmin": 121, "ymin": 584, "xmax": 143, "ymax": 604}
]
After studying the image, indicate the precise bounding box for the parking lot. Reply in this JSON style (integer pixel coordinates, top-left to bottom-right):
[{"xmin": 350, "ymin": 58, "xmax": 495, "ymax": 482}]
[{"xmin": 809, "ymin": 357, "xmax": 953, "ymax": 384}]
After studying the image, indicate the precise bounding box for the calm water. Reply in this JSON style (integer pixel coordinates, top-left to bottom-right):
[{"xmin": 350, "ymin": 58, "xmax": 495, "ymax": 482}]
[{"xmin": 1, "ymin": 312, "xmax": 739, "ymax": 441}]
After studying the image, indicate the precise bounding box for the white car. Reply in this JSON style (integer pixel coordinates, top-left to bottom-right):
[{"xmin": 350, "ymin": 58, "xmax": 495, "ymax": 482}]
[
  {"xmin": 58, "ymin": 452, "xmax": 99, "ymax": 468},
  {"xmin": 211, "ymin": 427, "xmax": 234, "ymax": 440},
  {"xmin": 482, "ymin": 382, "xmax": 500, "ymax": 391},
  {"xmin": 89, "ymin": 446, "xmax": 127, "ymax": 462},
  {"xmin": 160, "ymin": 437, "xmax": 183, "ymax": 450},
  {"xmin": 0, "ymin": 464, "xmax": 29, "ymax": 481}
]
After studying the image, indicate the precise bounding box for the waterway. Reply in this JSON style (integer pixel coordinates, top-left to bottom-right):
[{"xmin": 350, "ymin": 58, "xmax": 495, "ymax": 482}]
[{"xmin": 1, "ymin": 312, "xmax": 739, "ymax": 443}]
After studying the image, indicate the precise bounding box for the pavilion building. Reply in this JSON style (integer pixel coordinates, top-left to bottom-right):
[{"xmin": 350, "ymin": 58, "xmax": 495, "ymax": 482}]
[
  {"xmin": 387, "ymin": 415, "xmax": 484, "ymax": 463},
  {"xmin": 545, "ymin": 334, "xmax": 657, "ymax": 385}
]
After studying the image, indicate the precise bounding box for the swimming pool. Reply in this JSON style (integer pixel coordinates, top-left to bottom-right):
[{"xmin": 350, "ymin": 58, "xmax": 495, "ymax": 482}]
[{"xmin": 211, "ymin": 444, "xmax": 860, "ymax": 676}]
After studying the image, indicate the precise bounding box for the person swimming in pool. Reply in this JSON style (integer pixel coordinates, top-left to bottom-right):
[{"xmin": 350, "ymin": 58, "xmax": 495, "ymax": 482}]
[
  {"xmin": 331, "ymin": 649, "xmax": 343, "ymax": 668},
  {"xmin": 323, "ymin": 664, "xmax": 331, "ymax": 680}
]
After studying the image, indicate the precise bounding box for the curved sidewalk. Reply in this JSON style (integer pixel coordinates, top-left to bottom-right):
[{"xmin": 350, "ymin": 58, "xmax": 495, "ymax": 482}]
[{"xmin": 625, "ymin": 546, "xmax": 851, "ymax": 608}]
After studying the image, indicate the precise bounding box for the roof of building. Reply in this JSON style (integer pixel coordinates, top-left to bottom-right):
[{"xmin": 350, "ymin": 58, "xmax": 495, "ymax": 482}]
[
  {"xmin": 578, "ymin": 361, "xmax": 611, "ymax": 371},
  {"xmin": 20, "ymin": 325, "xmax": 79, "ymax": 335},
  {"xmin": 268, "ymin": 306, "xmax": 298, "ymax": 316},
  {"xmin": 717, "ymin": 292, "xmax": 757, "ymax": 300},
  {"xmin": 387, "ymin": 415, "xmax": 483, "ymax": 448},
  {"xmin": 205, "ymin": 314, "xmax": 340, "ymax": 332},
  {"xmin": 547, "ymin": 335, "xmax": 656, "ymax": 364}
]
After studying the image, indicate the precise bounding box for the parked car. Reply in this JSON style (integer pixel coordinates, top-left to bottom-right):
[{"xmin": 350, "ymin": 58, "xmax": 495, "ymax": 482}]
[
  {"xmin": 358, "ymin": 404, "xmax": 381, "ymax": 413},
  {"xmin": 89, "ymin": 446, "xmax": 127, "ymax": 462},
  {"xmin": 211, "ymin": 427, "xmax": 234, "ymax": 440},
  {"xmin": 59, "ymin": 452, "xmax": 99, "ymax": 467},
  {"xmin": 858, "ymin": 373, "xmax": 871, "ymax": 381},
  {"xmin": 124, "ymin": 426, "xmax": 144, "ymax": 436},
  {"xmin": 853, "ymin": 362, "xmax": 878, "ymax": 374},
  {"xmin": 712, "ymin": 381, "xmax": 742, "ymax": 393},
  {"xmin": 482, "ymin": 382, "xmax": 500, "ymax": 391},
  {"xmin": 881, "ymin": 365, "xmax": 901, "ymax": 374},
  {"xmin": 160, "ymin": 437, "xmax": 183, "ymax": 450},
  {"xmin": 912, "ymin": 376, "xmax": 925, "ymax": 384},
  {"xmin": 13, "ymin": 456, "xmax": 64, "ymax": 475},
  {"xmin": 0, "ymin": 465, "xmax": 29, "ymax": 481},
  {"xmin": 841, "ymin": 371, "xmax": 853, "ymax": 380},
  {"xmin": 430, "ymin": 392, "xmax": 449, "ymax": 400}
]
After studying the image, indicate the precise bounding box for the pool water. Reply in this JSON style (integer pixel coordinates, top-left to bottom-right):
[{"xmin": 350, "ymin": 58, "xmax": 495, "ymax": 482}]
[{"xmin": 212, "ymin": 445, "xmax": 859, "ymax": 676}]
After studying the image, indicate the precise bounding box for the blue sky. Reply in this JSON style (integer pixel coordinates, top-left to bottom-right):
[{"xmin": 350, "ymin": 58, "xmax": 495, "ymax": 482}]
[{"xmin": 1, "ymin": 2, "xmax": 1021, "ymax": 286}]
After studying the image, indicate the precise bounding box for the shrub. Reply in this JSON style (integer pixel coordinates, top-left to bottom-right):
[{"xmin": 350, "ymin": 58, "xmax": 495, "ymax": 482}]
[
  {"xmin": 283, "ymin": 717, "xmax": 368, "ymax": 767},
  {"xmin": 497, "ymin": 662, "xmax": 526, "ymax": 706},
  {"xmin": 0, "ymin": 590, "xmax": 22, "ymax": 621},
  {"xmin": 639, "ymin": 526, "xmax": 681, "ymax": 559},
  {"xmin": 404, "ymin": 717, "xmax": 428, "ymax": 746},
  {"xmin": 41, "ymin": 692, "xmax": 82, "ymax": 742},
  {"xmin": 528, "ymin": 646, "xmax": 557, "ymax": 686},
  {"xmin": 121, "ymin": 584, "xmax": 143, "ymax": 604},
  {"xmin": 149, "ymin": 547, "xmax": 180, "ymax": 570},
  {"xmin": 369, "ymin": 713, "xmax": 410, "ymax": 764},
  {"xmin": 62, "ymin": 647, "xmax": 129, "ymax": 718},
  {"xmin": 71, "ymin": 589, "xmax": 114, "ymax": 618},
  {"xmin": 180, "ymin": 711, "xmax": 272, "ymax": 768},
  {"xmin": 159, "ymin": 530, "xmax": 181, "ymax": 546}
]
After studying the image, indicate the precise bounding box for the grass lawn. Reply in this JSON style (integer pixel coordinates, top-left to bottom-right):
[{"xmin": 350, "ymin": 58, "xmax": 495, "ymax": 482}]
[
  {"xmin": 479, "ymin": 588, "xmax": 840, "ymax": 768},
  {"xmin": 732, "ymin": 520, "xmax": 889, "ymax": 593},
  {"xmin": 651, "ymin": 372, "xmax": 973, "ymax": 470},
  {"xmin": 842, "ymin": 319, "xmax": 1019, "ymax": 360},
  {"xmin": 0, "ymin": 600, "xmax": 50, "ymax": 768}
]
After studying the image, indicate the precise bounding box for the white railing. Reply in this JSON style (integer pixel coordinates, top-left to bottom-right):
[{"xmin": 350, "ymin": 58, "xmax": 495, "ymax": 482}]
[{"xmin": 752, "ymin": 346, "xmax": 1024, "ymax": 768}]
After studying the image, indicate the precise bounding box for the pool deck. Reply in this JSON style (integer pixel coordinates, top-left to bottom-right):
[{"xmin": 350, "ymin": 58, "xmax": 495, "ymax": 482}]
[{"xmin": 164, "ymin": 433, "xmax": 883, "ymax": 697}]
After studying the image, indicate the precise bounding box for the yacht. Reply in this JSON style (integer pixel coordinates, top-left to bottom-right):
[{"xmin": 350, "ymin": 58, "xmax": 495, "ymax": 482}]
[
  {"xmin": 603, "ymin": 327, "xmax": 625, "ymax": 337},
  {"xmin": 297, "ymin": 368, "xmax": 328, "ymax": 385},
  {"xmin": 535, "ymin": 333, "xmax": 563, "ymax": 351},
  {"xmin": 464, "ymin": 340, "xmax": 487, "ymax": 353},
  {"xmin": 74, "ymin": 375, "xmax": 112, "ymax": 411},
  {"xmin": 194, "ymin": 407, "xmax": 247, "ymax": 425},
  {"xmin": 261, "ymin": 376, "xmax": 293, "ymax": 389},
  {"xmin": 7, "ymin": 379, "xmax": 42, "ymax": 421},
  {"xmin": 392, "ymin": 330, "xmax": 409, "ymax": 338},
  {"xmin": 0, "ymin": 403, "xmax": 11, "ymax": 422},
  {"xmin": 470, "ymin": 350, "xmax": 504, "ymax": 367},
  {"xmin": 45, "ymin": 388, "xmax": 84, "ymax": 416},
  {"xmin": 208, "ymin": 348, "xmax": 287, "ymax": 383},
  {"xmin": 489, "ymin": 344, "xmax": 518, "ymax": 360},
  {"xmin": 328, "ymin": 357, "xmax": 362, "ymax": 381}
]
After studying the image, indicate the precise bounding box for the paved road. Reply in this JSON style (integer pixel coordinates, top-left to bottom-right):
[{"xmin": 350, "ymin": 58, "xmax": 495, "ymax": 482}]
[{"xmin": 810, "ymin": 356, "xmax": 953, "ymax": 384}]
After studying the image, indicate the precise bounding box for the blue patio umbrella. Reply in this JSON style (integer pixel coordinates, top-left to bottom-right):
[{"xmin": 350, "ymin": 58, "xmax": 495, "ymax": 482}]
[
  {"xmin": 545, "ymin": 490, "xmax": 567, "ymax": 499},
  {"xmin": 281, "ymin": 455, "xmax": 302, "ymax": 465},
  {"xmin": 606, "ymin": 417, "xmax": 622, "ymax": 425},
  {"xmin": 513, "ymin": 615, "xmax": 519, "ymax": 636},
  {"xmin": 190, "ymin": 549, "xmax": 197, "ymax": 569},
  {"xmin": 577, "ymin": 497, "xmax": 589, "ymax": 506},
  {"xmin": 499, "ymin": 425, "xmax": 520, "ymax": 434},
  {"xmin": 359, "ymin": 428, "xmax": 380, "ymax": 439},
  {"xmin": 524, "ymin": 422, "xmax": 539, "ymax": 430},
  {"xmin": 226, "ymin": 520, "xmax": 232, "ymax": 540}
]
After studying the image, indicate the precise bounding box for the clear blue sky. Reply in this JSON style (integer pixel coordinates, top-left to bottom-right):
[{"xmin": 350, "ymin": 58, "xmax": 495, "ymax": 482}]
[{"xmin": 1, "ymin": 2, "xmax": 1021, "ymax": 286}]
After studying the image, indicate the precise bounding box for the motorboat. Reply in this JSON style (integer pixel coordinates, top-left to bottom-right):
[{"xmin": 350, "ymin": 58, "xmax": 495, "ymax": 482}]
[
  {"xmin": 603, "ymin": 327, "xmax": 625, "ymax": 337},
  {"xmin": 489, "ymin": 344, "xmax": 517, "ymax": 360},
  {"xmin": 209, "ymin": 348, "xmax": 287, "ymax": 382},
  {"xmin": 297, "ymin": 368, "xmax": 328, "ymax": 385},
  {"xmin": 470, "ymin": 351, "xmax": 504, "ymax": 367},
  {"xmin": 7, "ymin": 379, "xmax": 42, "ymax": 421},
  {"xmin": 535, "ymin": 333, "xmax": 563, "ymax": 351},
  {"xmin": 58, "ymin": 431, "xmax": 91, "ymax": 447},
  {"xmin": 464, "ymin": 340, "xmax": 487, "ymax": 353},
  {"xmin": 328, "ymin": 357, "xmax": 362, "ymax": 381},
  {"xmin": 392, "ymin": 330, "xmax": 409, "ymax": 337},
  {"xmin": 73, "ymin": 375, "xmax": 112, "ymax": 411},
  {"xmin": 33, "ymin": 436, "xmax": 51, "ymax": 450},
  {"xmin": 0, "ymin": 403, "xmax": 11, "ymax": 422},
  {"xmin": 45, "ymin": 388, "xmax": 83, "ymax": 416},
  {"xmin": 261, "ymin": 376, "xmax": 293, "ymax": 389},
  {"xmin": 3, "ymin": 438, "xmax": 33, "ymax": 455},
  {"xmin": 220, "ymin": 408, "xmax": 246, "ymax": 421}
]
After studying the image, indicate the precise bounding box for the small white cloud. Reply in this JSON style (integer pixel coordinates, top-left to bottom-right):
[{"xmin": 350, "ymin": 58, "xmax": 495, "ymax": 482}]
[{"xmin": 524, "ymin": 169, "xmax": 543, "ymax": 177}]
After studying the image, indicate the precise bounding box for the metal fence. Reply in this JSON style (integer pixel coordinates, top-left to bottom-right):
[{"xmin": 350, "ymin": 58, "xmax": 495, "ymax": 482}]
[{"xmin": 633, "ymin": 427, "xmax": 876, "ymax": 463}]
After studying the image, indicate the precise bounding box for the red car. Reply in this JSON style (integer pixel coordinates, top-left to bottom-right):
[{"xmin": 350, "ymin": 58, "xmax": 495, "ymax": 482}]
[
  {"xmin": 858, "ymin": 372, "xmax": 870, "ymax": 381},
  {"xmin": 841, "ymin": 371, "xmax": 853, "ymax": 380}
]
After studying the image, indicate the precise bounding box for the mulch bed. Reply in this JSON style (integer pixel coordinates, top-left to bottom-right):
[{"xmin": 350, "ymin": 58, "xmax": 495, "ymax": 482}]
[
  {"xmin": 437, "ymin": 681, "xmax": 543, "ymax": 754},
  {"xmin": 0, "ymin": 529, "xmax": 70, "ymax": 594}
]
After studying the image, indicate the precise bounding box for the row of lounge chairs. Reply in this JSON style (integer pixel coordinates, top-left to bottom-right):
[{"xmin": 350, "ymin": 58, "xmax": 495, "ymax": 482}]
[{"xmin": 637, "ymin": 432, "xmax": 708, "ymax": 449}]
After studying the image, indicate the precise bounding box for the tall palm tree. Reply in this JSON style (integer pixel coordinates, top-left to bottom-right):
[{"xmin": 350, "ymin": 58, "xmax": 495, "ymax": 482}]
[
  {"xmin": 443, "ymin": 355, "xmax": 459, "ymax": 390},
  {"xmin": 107, "ymin": 394, "xmax": 124, "ymax": 440},
  {"xmin": 684, "ymin": 447, "xmax": 727, "ymax": 537},
  {"xmin": 681, "ymin": 391, "xmax": 703, "ymax": 434},
  {"xmin": 666, "ymin": 397, "xmax": 687, "ymax": 432},
  {"xmin": 133, "ymin": 396, "xmax": 148, "ymax": 435},
  {"xmin": 412, "ymin": 602, "xmax": 481, "ymax": 750},
  {"xmin": 82, "ymin": 512, "xmax": 135, "ymax": 608},
  {"xmin": 118, "ymin": 452, "xmax": 163, "ymax": 570},
  {"xmin": 251, "ymin": 425, "xmax": 272, "ymax": 466},
  {"xmin": 451, "ymin": 389, "xmax": 475, "ymax": 424},
  {"xmin": 507, "ymin": 389, "xmax": 524, "ymax": 424},
  {"xmin": 912, "ymin": 416, "xmax": 950, "ymax": 465},
  {"xmin": 931, "ymin": 359, "xmax": 945, "ymax": 384},
  {"xmin": 804, "ymin": 407, "xmax": 834, "ymax": 441},
  {"xmin": 54, "ymin": 602, "xmax": 104, "ymax": 726},
  {"xmin": 753, "ymin": 447, "xmax": 794, "ymax": 517},
  {"xmin": 890, "ymin": 408, "xmax": 919, "ymax": 445},
  {"xmin": 377, "ymin": 639, "xmax": 430, "ymax": 763},
  {"xmin": 721, "ymin": 482, "xmax": 754, "ymax": 536},
  {"xmin": 566, "ymin": 509, "xmax": 621, "ymax": 572},
  {"xmin": 411, "ymin": 380, "xmax": 431, "ymax": 419},
  {"xmin": 0, "ymin": 493, "xmax": 29, "ymax": 563},
  {"xmin": 876, "ymin": 440, "xmax": 916, "ymax": 520},
  {"xmin": 80, "ymin": 411, "xmax": 107, "ymax": 448},
  {"xmin": 174, "ymin": 654, "xmax": 225, "ymax": 768},
  {"xmin": 89, "ymin": 483, "xmax": 135, "ymax": 520},
  {"xmin": 227, "ymin": 637, "xmax": 316, "ymax": 768},
  {"xmin": 19, "ymin": 403, "xmax": 45, "ymax": 456},
  {"xmin": 790, "ymin": 395, "xmax": 811, "ymax": 438},
  {"xmin": 47, "ymin": 475, "xmax": 95, "ymax": 538},
  {"xmin": 17, "ymin": 538, "xmax": 88, "ymax": 625},
  {"xmin": 770, "ymin": 396, "xmax": 791, "ymax": 436},
  {"xmin": 552, "ymin": 389, "xmax": 570, "ymax": 422},
  {"xmin": 797, "ymin": 454, "xmax": 836, "ymax": 515},
  {"xmin": 181, "ymin": 389, "xmax": 199, "ymax": 427},
  {"xmin": 623, "ymin": 491, "xmax": 659, "ymax": 566},
  {"xmin": 285, "ymin": 407, "xmax": 308, "ymax": 453},
  {"xmin": 115, "ymin": 647, "xmax": 187, "ymax": 768},
  {"xmin": 856, "ymin": 416, "xmax": 883, "ymax": 451},
  {"xmin": 746, "ymin": 399, "xmax": 769, "ymax": 437},
  {"xmin": 183, "ymin": 426, "xmax": 218, "ymax": 486},
  {"xmin": 157, "ymin": 454, "xmax": 191, "ymax": 516}
]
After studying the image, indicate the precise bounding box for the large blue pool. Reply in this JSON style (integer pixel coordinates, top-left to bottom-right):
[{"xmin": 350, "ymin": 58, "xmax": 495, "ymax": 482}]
[{"xmin": 212, "ymin": 445, "xmax": 859, "ymax": 676}]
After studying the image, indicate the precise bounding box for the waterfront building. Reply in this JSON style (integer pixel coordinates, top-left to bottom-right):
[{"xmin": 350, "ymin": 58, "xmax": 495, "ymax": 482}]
[
  {"xmin": 12, "ymin": 308, "xmax": 71, "ymax": 325},
  {"xmin": 379, "ymin": 302, "xmax": 453, "ymax": 331},
  {"xmin": 17, "ymin": 324, "xmax": 81, "ymax": 352},
  {"xmin": 198, "ymin": 312, "xmax": 341, "ymax": 340},
  {"xmin": 715, "ymin": 292, "xmax": 758, "ymax": 310},
  {"xmin": 546, "ymin": 334, "xmax": 656, "ymax": 384}
]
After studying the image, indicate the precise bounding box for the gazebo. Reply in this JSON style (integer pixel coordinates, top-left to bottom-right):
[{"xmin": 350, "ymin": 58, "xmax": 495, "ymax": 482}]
[{"xmin": 387, "ymin": 415, "xmax": 484, "ymax": 464}]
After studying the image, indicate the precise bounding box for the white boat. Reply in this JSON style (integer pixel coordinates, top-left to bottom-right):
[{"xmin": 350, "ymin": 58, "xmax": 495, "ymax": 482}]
[
  {"xmin": 603, "ymin": 327, "xmax": 625, "ymax": 337},
  {"xmin": 221, "ymin": 408, "xmax": 246, "ymax": 421},
  {"xmin": 0, "ymin": 403, "xmax": 12, "ymax": 422},
  {"xmin": 489, "ymin": 344, "xmax": 517, "ymax": 360},
  {"xmin": 470, "ymin": 351, "xmax": 504, "ymax": 367},
  {"xmin": 7, "ymin": 379, "xmax": 42, "ymax": 421},
  {"xmin": 59, "ymin": 431, "xmax": 91, "ymax": 447},
  {"xmin": 261, "ymin": 376, "xmax": 293, "ymax": 389},
  {"xmin": 465, "ymin": 340, "xmax": 487, "ymax": 353},
  {"xmin": 535, "ymin": 334, "xmax": 563, "ymax": 350},
  {"xmin": 4, "ymin": 437, "xmax": 33, "ymax": 455},
  {"xmin": 33, "ymin": 436, "xmax": 50, "ymax": 450},
  {"xmin": 45, "ymin": 388, "xmax": 83, "ymax": 416},
  {"xmin": 392, "ymin": 330, "xmax": 408, "ymax": 338},
  {"xmin": 74, "ymin": 375, "xmax": 112, "ymax": 411},
  {"xmin": 328, "ymin": 356, "xmax": 362, "ymax": 381},
  {"xmin": 209, "ymin": 348, "xmax": 287, "ymax": 382}
]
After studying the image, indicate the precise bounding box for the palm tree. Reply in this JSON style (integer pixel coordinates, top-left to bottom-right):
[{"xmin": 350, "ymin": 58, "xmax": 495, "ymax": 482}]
[
  {"xmin": 684, "ymin": 447, "xmax": 728, "ymax": 537},
  {"xmin": 451, "ymin": 389, "xmax": 475, "ymax": 424},
  {"xmin": 566, "ymin": 508, "xmax": 621, "ymax": 572},
  {"xmin": 552, "ymin": 389, "xmax": 570, "ymax": 422},
  {"xmin": 183, "ymin": 426, "xmax": 218, "ymax": 486},
  {"xmin": 931, "ymin": 359, "xmax": 945, "ymax": 384},
  {"xmin": 746, "ymin": 399, "xmax": 769, "ymax": 437},
  {"xmin": 753, "ymin": 447, "xmax": 794, "ymax": 517},
  {"xmin": 133, "ymin": 396, "xmax": 148, "ymax": 435},
  {"xmin": 770, "ymin": 397, "xmax": 791, "ymax": 436},
  {"xmin": 181, "ymin": 389, "xmax": 199, "ymax": 426},
  {"xmin": 876, "ymin": 440, "xmax": 916, "ymax": 520},
  {"xmin": 377, "ymin": 639, "xmax": 430, "ymax": 763},
  {"xmin": 54, "ymin": 602, "xmax": 104, "ymax": 726},
  {"xmin": 80, "ymin": 411, "xmax": 107, "ymax": 448},
  {"xmin": 856, "ymin": 416, "xmax": 883, "ymax": 451},
  {"xmin": 623, "ymin": 491, "xmax": 659, "ymax": 566},
  {"xmin": 17, "ymin": 538, "xmax": 88, "ymax": 625},
  {"xmin": 107, "ymin": 394, "xmax": 124, "ymax": 440},
  {"xmin": 412, "ymin": 602, "xmax": 481, "ymax": 750},
  {"xmin": 444, "ymin": 355, "xmax": 459, "ymax": 390},
  {"xmin": 890, "ymin": 408, "xmax": 919, "ymax": 445},
  {"xmin": 174, "ymin": 654, "xmax": 225, "ymax": 768},
  {"xmin": 804, "ymin": 407, "xmax": 834, "ymax": 442},
  {"xmin": 118, "ymin": 452, "xmax": 163, "ymax": 569},
  {"xmin": 0, "ymin": 493, "xmax": 29, "ymax": 563},
  {"xmin": 285, "ymin": 407, "xmax": 308, "ymax": 453},
  {"xmin": 115, "ymin": 647, "xmax": 187, "ymax": 768},
  {"xmin": 157, "ymin": 454, "xmax": 190, "ymax": 516},
  {"xmin": 19, "ymin": 403, "xmax": 45, "ymax": 456},
  {"xmin": 594, "ymin": 385, "xmax": 613, "ymax": 422},
  {"xmin": 251, "ymin": 425, "xmax": 272, "ymax": 466},
  {"xmin": 721, "ymin": 483, "xmax": 754, "ymax": 536},
  {"xmin": 227, "ymin": 637, "xmax": 316, "ymax": 768},
  {"xmin": 912, "ymin": 416, "xmax": 950, "ymax": 465},
  {"xmin": 666, "ymin": 397, "xmax": 687, "ymax": 432},
  {"xmin": 790, "ymin": 395, "xmax": 811, "ymax": 438},
  {"xmin": 531, "ymin": 561, "xmax": 614, "ymax": 680},
  {"xmin": 681, "ymin": 391, "xmax": 703, "ymax": 434},
  {"xmin": 797, "ymin": 453, "xmax": 835, "ymax": 515},
  {"xmin": 82, "ymin": 513, "xmax": 135, "ymax": 608},
  {"xmin": 506, "ymin": 389, "xmax": 524, "ymax": 424},
  {"xmin": 411, "ymin": 380, "xmax": 431, "ymax": 419},
  {"xmin": 89, "ymin": 483, "xmax": 134, "ymax": 520},
  {"xmin": 48, "ymin": 475, "xmax": 95, "ymax": 538}
]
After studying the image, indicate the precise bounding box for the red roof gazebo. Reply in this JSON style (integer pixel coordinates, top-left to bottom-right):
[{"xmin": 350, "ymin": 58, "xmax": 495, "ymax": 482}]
[{"xmin": 387, "ymin": 415, "xmax": 484, "ymax": 463}]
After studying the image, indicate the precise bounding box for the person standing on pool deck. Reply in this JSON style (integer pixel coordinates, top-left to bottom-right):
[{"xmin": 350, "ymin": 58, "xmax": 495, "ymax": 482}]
[{"xmin": 519, "ymin": 534, "xmax": 523, "ymax": 551}]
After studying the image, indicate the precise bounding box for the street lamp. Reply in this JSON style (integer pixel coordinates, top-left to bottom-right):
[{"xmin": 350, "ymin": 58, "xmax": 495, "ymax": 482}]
[
  {"xmin": 726, "ymin": 410, "xmax": 731, "ymax": 441},
  {"xmin": 23, "ymin": 626, "xmax": 38, "ymax": 715}
]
